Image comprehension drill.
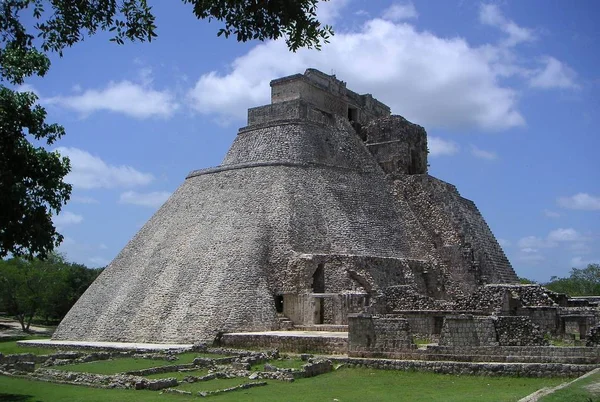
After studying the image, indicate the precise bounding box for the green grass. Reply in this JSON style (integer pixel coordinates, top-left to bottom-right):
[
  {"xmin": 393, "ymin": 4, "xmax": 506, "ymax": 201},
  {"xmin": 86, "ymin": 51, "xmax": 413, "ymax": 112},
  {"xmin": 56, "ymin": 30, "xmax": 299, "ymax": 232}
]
[
  {"xmin": 1, "ymin": 365, "xmax": 568, "ymax": 401},
  {"xmin": 0, "ymin": 337, "xmax": 56, "ymax": 355},
  {"xmin": 144, "ymin": 368, "xmax": 209, "ymax": 380},
  {"xmin": 51, "ymin": 352, "xmax": 232, "ymax": 374},
  {"xmin": 0, "ymin": 376, "xmax": 197, "ymax": 402},
  {"xmin": 53, "ymin": 357, "xmax": 183, "ymax": 374},
  {"xmin": 539, "ymin": 369, "xmax": 600, "ymax": 402}
]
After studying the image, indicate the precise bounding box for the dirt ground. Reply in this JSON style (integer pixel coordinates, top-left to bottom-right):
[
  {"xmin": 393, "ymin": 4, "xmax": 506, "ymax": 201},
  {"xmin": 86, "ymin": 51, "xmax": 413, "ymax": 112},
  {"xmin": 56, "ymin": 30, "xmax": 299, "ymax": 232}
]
[{"xmin": 0, "ymin": 317, "xmax": 54, "ymax": 338}]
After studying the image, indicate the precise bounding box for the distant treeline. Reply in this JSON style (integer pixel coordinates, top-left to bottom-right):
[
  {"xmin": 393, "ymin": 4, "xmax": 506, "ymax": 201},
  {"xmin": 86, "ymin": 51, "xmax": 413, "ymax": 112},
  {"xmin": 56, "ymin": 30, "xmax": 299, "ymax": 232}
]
[
  {"xmin": 520, "ymin": 263, "xmax": 600, "ymax": 296},
  {"xmin": 0, "ymin": 254, "xmax": 103, "ymax": 332}
]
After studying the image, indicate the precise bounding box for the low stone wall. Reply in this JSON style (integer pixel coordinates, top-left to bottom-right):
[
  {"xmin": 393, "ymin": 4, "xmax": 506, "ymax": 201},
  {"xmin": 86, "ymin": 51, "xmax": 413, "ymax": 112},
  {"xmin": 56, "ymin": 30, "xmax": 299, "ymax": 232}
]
[
  {"xmin": 348, "ymin": 345, "xmax": 600, "ymax": 364},
  {"xmin": 330, "ymin": 357, "xmax": 597, "ymax": 377},
  {"xmin": 439, "ymin": 315, "xmax": 497, "ymax": 347},
  {"xmin": 587, "ymin": 325, "xmax": 600, "ymax": 346},
  {"xmin": 25, "ymin": 368, "xmax": 177, "ymax": 390},
  {"xmin": 439, "ymin": 315, "xmax": 547, "ymax": 347},
  {"xmin": 494, "ymin": 316, "xmax": 548, "ymax": 346},
  {"xmin": 348, "ymin": 314, "xmax": 415, "ymax": 355},
  {"xmin": 219, "ymin": 334, "xmax": 347, "ymax": 354}
]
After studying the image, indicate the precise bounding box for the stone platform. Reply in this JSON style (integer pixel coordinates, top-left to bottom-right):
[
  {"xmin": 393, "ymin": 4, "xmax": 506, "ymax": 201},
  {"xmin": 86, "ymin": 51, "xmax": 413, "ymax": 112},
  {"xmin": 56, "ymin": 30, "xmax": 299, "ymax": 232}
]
[
  {"xmin": 17, "ymin": 339, "xmax": 193, "ymax": 351},
  {"xmin": 220, "ymin": 330, "xmax": 349, "ymax": 354}
]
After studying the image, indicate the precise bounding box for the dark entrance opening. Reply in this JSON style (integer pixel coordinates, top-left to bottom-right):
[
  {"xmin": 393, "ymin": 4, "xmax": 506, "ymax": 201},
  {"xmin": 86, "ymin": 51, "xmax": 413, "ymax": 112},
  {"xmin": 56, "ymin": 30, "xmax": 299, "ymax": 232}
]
[
  {"xmin": 312, "ymin": 264, "xmax": 325, "ymax": 293},
  {"xmin": 274, "ymin": 294, "xmax": 284, "ymax": 313},
  {"xmin": 347, "ymin": 107, "xmax": 358, "ymax": 122}
]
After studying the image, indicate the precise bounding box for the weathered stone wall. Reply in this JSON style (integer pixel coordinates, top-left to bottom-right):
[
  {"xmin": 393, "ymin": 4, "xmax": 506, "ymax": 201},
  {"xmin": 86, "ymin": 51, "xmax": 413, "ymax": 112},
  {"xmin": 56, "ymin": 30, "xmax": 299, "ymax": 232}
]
[
  {"xmin": 363, "ymin": 116, "xmax": 428, "ymax": 175},
  {"xmin": 348, "ymin": 314, "xmax": 415, "ymax": 356},
  {"xmin": 219, "ymin": 333, "xmax": 347, "ymax": 354},
  {"xmin": 587, "ymin": 325, "xmax": 600, "ymax": 346},
  {"xmin": 331, "ymin": 356, "xmax": 598, "ymax": 377},
  {"xmin": 439, "ymin": 315, "xmax": 498, "ymax": 347},
  {"xmin": 392, "ymin": 175, "xmax": 517, "ymax": 287},
  {"xmin": 494, "ymin": 316, "xmax": 548, "ymax": 346}
]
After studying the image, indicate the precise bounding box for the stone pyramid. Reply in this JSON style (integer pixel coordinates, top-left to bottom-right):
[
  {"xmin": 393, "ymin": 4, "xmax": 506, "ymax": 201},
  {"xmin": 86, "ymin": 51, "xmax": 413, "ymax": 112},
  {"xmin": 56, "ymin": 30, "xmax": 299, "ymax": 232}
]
[{"xmin": 53, "ymin": 69, "xmax": 516, "ymax": 343}]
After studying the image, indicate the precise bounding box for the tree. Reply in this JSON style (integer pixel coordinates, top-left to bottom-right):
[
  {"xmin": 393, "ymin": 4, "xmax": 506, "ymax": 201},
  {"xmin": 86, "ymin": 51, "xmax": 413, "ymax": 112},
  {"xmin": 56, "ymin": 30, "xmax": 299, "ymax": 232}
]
[
  {"xmin": 1, "ymin": 0, "xmax": 332, "ymax": 259},
  {"xmin": 544, "ymin": 264, "xmax": 600, "ymax": 296},
  {"xmin": 0, "ymin": 253, "xmax": 102, "ymax": 330}
]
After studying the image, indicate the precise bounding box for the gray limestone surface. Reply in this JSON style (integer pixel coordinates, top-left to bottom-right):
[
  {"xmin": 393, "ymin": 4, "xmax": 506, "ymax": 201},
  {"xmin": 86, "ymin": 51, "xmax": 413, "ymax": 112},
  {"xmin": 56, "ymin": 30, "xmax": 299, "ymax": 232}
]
[{"xmin": 54, "ymin": 69, "xmax": 518, "ymax": 344}]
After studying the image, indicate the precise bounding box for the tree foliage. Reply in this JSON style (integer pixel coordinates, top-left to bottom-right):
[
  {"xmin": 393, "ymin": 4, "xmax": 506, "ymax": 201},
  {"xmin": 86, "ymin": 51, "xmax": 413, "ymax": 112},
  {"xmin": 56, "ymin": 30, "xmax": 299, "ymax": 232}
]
[
  {"xmin": 1, "ymin": 0, "xmax": 331, "ymax": 259},
  {"xmin": 544, "ymin": 264, "xmax": 600, "ymax": 296},
  {"xmin": 0, "ymin": 253, "xmax": 102, "ymax": 331}
]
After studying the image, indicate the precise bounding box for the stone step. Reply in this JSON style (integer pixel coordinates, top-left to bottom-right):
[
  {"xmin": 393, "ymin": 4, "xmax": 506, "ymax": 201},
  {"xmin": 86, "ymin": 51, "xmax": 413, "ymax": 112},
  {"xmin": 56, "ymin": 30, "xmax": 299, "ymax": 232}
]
[{"xmin": 294, "ymin": 325, "xmax": 349, "ymax": 332}]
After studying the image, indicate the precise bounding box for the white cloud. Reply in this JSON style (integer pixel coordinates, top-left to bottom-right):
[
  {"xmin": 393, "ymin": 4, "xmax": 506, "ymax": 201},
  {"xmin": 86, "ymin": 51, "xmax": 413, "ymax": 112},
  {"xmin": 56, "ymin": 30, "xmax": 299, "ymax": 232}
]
[
  {"xmin": 529, "ymin": 57, "xmax": 579, "ymax": 90},
  {"xmin": 47, "ymin": 80, "xmax": 178, "ymax": 119},
  {"xmin": 547, "ymin": 228, "xmax": 583, "ymax": 243},
  {"xmin": 570, "ymin": 256, "xmax": 599, "ymax": 268},
  {"xmin": 557, "ymin": 193, "xmax": 600, "ymax": 211},
  {"xmin": 428, "ymin": 137, "xmax": 459, "ymax": 157},
  {"xmin": 15, "ymin": 83, "xmax": 40, "ymax": 96},
  {"xmin": 53, "ymin": 211, "xmax": 83, "ymax": 227},
  {"xmin": 518, "ymin": 236, "xmax": 547, "ymax": 250},
  {"xmin": 119, "ymin": 191, "xmax": 171, "ymax": 208},
  {"xmin": 56, "ymin": 147, "xmax": 154, "ymax": 189},
  {"xmin": 479, "ymin": 4, "xmax": 535, "ymax": 47},
  {"xmin": 71, "ymin": 196, "xmax": 99, "ymax": 204},
  {"xmin": 382, "ymin": 3, "xmax": 418, "ymax": 21},
  {"xmin": 188, "ymin": 19, "xmax": 525, "ymax": 131},
  {"xmin": 316, "ymin": 0, "xmax": 350, "ymax": 24},
  {"xmin": 543, "ymin": 209, "xmax": 560, "ymax": 218},
  {"xmin": 470, "ymin": 145, "xmax": 498, "ymax": 160}
]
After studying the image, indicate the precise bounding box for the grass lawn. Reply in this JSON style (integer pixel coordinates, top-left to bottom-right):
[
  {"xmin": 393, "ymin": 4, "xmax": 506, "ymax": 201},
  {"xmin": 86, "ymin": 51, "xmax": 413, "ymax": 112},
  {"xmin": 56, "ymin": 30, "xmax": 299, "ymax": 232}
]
[
  {"xmin": 539, "ymin": 369, "xmax": 600, "ymax": 402},
  {"xmin": 0, "ymin": 337, "xmax": 56, "ymax": 355},
  {"xmin": 53, "ymin": 357, "xmax": 187, "ymax": 374},
  {"xmin": 1, "ymin": 366, "xmax": 568, "ymax": 401}
]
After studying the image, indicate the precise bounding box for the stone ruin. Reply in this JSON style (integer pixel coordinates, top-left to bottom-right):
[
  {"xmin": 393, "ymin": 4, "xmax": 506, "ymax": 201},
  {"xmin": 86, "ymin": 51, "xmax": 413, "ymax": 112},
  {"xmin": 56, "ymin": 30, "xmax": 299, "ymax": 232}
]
[{"xmin": 53, "ymin": 69, "xmax": 599, "ymax": 350}]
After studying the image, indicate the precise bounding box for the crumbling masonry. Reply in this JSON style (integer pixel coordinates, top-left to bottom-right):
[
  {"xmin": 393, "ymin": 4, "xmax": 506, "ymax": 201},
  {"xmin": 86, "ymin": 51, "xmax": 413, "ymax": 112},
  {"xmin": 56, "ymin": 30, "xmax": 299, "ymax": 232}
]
[{"xmin": 54, "ymin": 69, "xmax": 595, "ymax": 345}]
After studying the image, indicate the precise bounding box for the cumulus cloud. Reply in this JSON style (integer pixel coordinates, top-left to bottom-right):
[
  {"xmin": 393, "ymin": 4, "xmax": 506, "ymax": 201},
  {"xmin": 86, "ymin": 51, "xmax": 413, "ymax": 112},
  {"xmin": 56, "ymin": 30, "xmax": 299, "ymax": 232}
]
[
  {"xmin": 382, "ymin": 3, "xmax": 418, "ymax": 21},
  {"xmin": 119, "ymin": 191, "xmax": 171, "ymax": 208},
  {"xmin": 557, "ymin": 193, "xmax": 600, "ymax": 211},
  {"xmin": 516, "ymin": 228, "xmax": 592, "ymax": 264},
  {"xmin": 46, "ymin": 79, "xmax": 178, "ymax": 119},
  {"xmin": 547, "ymin": 228, "xmax": 583, "ymax": 243},
  {"xmin": 53, "ymin": 211, "xmax": 83, "ymax": 227},
  {"xmin": 188, "ymin": 18, "xmax": 525, "ymax": 131},
  {"xmin": 317, "ymin": 0, "xmax": 350, "ymax": 24},
  {"xmin": 56, "ymin": 147, "xmax": 154, "ymax": 189},
  {"xmin": 529, "ymin": 57, "xmax": 579, "ymax": 90},
  {"xmin": 428, "ymin": 137, "xmax": 459, "ymax": 157},
  {"xmin": 470, "ymin": 145, "xmax": 498, "ymax": 160},
  {"xmin": 479, "ymin": 4, "xmax": 535, "ymax": 47}
]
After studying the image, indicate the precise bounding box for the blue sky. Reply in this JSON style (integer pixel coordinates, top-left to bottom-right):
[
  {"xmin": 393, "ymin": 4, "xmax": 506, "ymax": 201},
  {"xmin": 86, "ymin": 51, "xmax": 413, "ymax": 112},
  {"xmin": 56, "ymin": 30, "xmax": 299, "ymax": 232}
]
[{"xmin": 18, "ymin": 0, "xmax": 599, "ymax": 282}]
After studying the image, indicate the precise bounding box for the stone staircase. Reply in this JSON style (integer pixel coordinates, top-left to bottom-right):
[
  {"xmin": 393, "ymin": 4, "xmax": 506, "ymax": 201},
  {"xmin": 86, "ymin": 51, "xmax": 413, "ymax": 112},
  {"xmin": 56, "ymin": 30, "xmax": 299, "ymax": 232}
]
[{"xmin": 277, "ymin": 315, "xmax": 294, "ymax": 330}]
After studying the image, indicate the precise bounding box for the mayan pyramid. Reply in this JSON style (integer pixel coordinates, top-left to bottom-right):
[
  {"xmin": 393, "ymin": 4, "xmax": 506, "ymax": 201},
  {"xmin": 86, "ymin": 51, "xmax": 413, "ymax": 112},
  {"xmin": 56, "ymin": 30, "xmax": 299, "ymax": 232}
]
[{"xmin": 53, "ymin": 69, "xmax": 517, "ymax": 343}]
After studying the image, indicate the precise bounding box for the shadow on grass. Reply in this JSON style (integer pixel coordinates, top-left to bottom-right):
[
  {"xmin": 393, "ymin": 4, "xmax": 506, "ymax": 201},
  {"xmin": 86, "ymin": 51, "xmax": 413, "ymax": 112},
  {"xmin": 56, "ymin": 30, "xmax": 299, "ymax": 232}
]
[{"xmin": 0, "ymin": 393, "xmax": 40, "ymax": 402}]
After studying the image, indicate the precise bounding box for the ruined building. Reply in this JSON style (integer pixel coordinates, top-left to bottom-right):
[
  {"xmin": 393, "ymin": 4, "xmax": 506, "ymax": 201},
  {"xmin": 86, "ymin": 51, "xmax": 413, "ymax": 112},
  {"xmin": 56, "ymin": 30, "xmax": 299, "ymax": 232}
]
[{"xmin": 54, "ymin": 69, "xmax": 519, "ymax": 343}]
